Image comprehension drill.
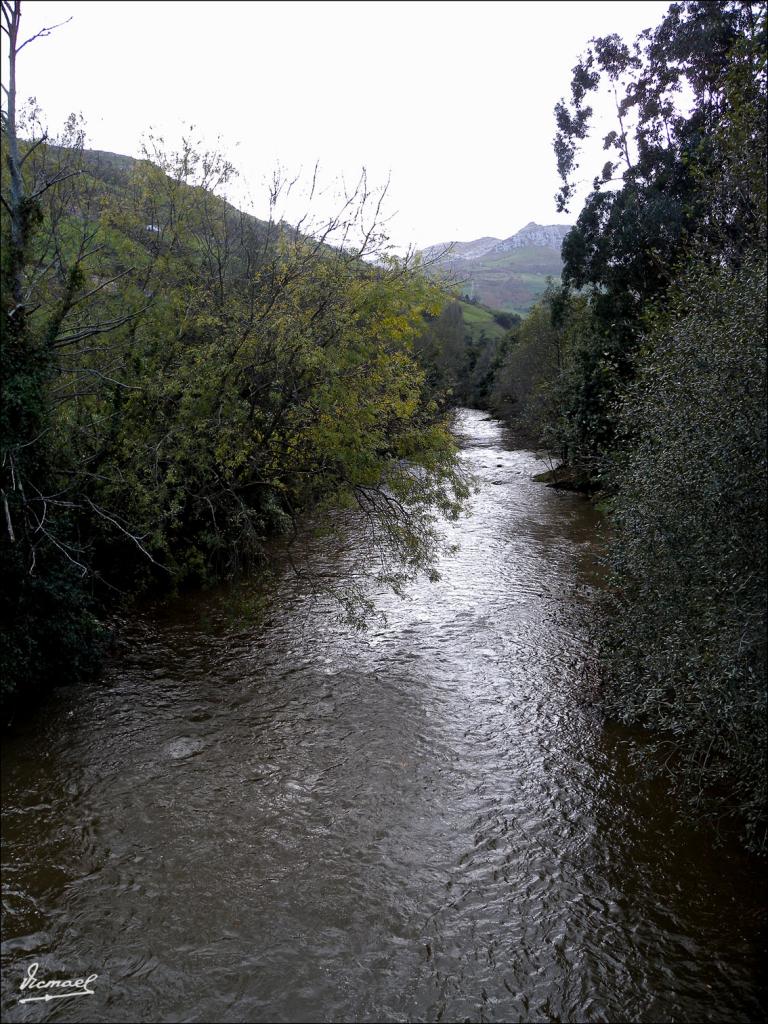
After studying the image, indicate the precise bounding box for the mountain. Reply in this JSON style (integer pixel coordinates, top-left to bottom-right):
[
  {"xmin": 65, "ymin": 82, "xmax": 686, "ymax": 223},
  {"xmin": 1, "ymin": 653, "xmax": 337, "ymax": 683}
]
[{"xmin": 421, "ymin": 222, "xmax": 572, "ymax": 313}]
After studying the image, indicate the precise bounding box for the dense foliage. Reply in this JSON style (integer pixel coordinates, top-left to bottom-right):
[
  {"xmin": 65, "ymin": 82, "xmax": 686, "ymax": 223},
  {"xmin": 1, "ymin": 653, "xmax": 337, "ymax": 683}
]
[
  {"xmin": 547, "ymin": 0, "xmax": 766, "ymax": 479},
  {"xmin": 1, "ymin": 4, "xmax": 468, "ymax": 706},
  {"xmin": 414, "ymin": 298, "xmax": 518, "ymax": 411},
  {"xmin": 489, "ymin": 284, "xmax": 596, "ymax": 470},
  {"xmin": 483, "ymin": 0, "xmax": 767, "ymax": 847},
  {"xmin": 605, "ymin": 247, "xmax": 766, "ymax": 845}
]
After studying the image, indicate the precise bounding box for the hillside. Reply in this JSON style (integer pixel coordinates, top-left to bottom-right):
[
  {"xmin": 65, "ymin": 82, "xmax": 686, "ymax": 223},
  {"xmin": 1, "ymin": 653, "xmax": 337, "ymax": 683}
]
[
  {"xmin": 77, "ymin": 156, "xmax": 566, "ymax": 316},
  {"xmin": 76, "ymin": 147, "xmax": 276, "ymax": 239},
  {"xmin": 421, "ymin": 221, "xmax": 572, "ymax": 313},
  {"xmin": 458, "ymin": 300, "xmax": 511, "ymax": 345}
]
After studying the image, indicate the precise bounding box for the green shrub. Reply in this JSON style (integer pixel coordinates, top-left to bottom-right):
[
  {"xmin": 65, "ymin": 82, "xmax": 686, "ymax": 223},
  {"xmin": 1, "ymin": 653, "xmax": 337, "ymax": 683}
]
[{"xmin": 602, "ymin": 248, "xmax": 767, "ymax": 848}]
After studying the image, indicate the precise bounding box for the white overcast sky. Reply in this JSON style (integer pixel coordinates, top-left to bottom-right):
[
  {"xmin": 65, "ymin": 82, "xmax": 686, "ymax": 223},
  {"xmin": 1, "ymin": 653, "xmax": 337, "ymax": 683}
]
[{"xmin": 6, "ymin": 1, "xmax": 671, "ymax": 250}]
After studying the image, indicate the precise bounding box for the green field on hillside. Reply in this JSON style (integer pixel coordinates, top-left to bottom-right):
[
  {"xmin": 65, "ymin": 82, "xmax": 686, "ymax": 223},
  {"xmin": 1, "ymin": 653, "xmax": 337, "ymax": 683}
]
[
  {"xmin": 432, "ymin": 244, "xmax": 563, "ymax": 313},
  {"xmin": 458, "ymin": 301, "xmax": 510, "ymax": 343}
]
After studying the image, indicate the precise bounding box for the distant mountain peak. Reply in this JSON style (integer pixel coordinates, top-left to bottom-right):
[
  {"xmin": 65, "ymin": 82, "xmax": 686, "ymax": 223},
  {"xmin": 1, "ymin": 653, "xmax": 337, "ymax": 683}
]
[
  {"xmin": 423, "ymin": 222, "xmax": 571, "ymax": 264},
  {"xmin": 496, "ymin": 222, "xmax": 571, "ymax": 253},
  {"xmin": 421, "ymin": 236, "xmax": 501, "ymax": 262},
  {"xmin": 419, "ymin": 220, "xmax": 573, "ymax": 313}
]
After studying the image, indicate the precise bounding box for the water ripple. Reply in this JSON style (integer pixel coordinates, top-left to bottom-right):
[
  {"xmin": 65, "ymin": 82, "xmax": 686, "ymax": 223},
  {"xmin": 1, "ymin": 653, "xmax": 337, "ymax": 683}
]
[{"xmin": 2, "ymin": 410, "xmax": 765, "ymax": 1023}]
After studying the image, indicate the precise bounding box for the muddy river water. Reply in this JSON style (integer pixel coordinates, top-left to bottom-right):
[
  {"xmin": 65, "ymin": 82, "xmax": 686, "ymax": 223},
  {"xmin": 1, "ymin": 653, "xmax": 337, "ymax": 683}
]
[{"xmin": 1, "ymin": 409, "xmax": 765, "ymax": 1023}]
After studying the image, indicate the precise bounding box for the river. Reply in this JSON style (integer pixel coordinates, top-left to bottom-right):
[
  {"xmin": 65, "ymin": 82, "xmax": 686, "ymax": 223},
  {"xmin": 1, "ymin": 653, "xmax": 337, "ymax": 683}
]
[{"xmin": 1, "ymin": 409, "xmax": 765, "ymax": 1023}]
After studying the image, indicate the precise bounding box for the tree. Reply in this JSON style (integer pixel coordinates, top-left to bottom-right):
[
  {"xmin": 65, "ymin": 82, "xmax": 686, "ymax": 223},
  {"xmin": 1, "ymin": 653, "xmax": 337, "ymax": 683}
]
[
  {"xmin": 1, "ymin": 2, "xmax": 469, "ymax": 704},
  {"xmin": 581, "ymin": 2, "xmax": 768, "ymax": 848},
  {"xmin": 413, "ymin": 299, "xmax": 467, "ymax": 404},
  {"xmin": 550, "ymin": 1, "xmax": 766, "ymax": 481},
  {"xmin": 2, "ymin": 1, "xmax": 146, "ymax": 699},
  {"xmin": 489, "ymin": 284, "xmax": 597, "ymax": 474},
  {"xmin": 603, "ymin": 246, "xmax": 767, "ymax": 849}
]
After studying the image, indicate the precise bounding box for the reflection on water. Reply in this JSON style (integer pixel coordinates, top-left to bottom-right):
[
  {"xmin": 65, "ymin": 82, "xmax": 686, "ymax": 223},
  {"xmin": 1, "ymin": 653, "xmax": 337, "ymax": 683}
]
[{"xmin": 1, "ymin": 410, "xmax": 765, "ymax": 1023}]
